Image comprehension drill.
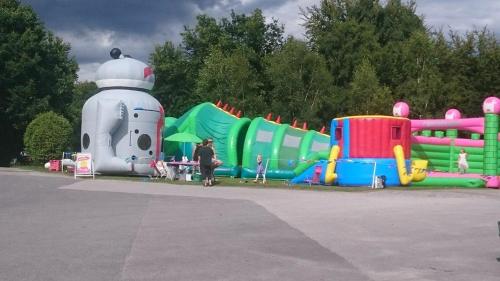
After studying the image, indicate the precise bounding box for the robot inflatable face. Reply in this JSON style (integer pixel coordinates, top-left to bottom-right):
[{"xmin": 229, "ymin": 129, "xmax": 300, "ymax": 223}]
[
  {"xmin": 127, "ymin": 102, "xmax": 164, "ymax": 160},
  {"xmin": 95, "ymin": 56, "xmax": 155, "ymax": 90}
]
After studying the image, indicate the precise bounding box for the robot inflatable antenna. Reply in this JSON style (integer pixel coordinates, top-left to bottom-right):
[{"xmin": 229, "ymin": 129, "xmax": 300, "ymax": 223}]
[{"xmin": 110, "ymin": 48, "xmax": 122, "ymax": 59}]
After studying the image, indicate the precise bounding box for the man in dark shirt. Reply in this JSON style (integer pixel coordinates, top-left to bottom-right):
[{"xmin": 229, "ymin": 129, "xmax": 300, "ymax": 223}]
[
  {"xmin": 207, "ymin": 138, "xmax": 222, "ymax": 183},
  {"xmin": 198, "ymin": 139, "xmax": 214, "ymax": 186},
  {"xmin": 192, "ymin": 143, "xmax": 202, "ymax": 162}
]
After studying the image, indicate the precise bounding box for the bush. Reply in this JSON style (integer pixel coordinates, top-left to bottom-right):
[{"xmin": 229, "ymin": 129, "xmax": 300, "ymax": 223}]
[{"xmin": 23, "ymin": 112, "xmax": 73, "ymax": 164}]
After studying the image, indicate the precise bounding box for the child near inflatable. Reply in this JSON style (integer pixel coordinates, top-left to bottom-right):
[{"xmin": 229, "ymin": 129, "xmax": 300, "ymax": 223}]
[
  {"xmin": 457, "ymin": 148, "xmax": 469, "ymax": 174},
  {"xmin": 253, "ymin": 154, "xmax": 266, "ymax": 184}
]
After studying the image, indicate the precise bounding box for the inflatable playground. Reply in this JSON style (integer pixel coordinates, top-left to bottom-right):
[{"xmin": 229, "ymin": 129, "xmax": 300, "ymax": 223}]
[
  {"xmin": 80, "ymin": 49, "xmax": 499, "ymax": 188},
  {"xmin": 407, "ymin": 97, "xmax": 499, "ymax": 188},
  {"xmin": 163, "ymin": 97, "xmax": 499, "ymax": 188}
]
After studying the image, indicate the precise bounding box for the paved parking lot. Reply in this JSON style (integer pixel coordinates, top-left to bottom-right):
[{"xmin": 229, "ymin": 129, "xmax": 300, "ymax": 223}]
[{"xmin": 1, "ymin": 168, "xmax": 499, "ymax": 281}]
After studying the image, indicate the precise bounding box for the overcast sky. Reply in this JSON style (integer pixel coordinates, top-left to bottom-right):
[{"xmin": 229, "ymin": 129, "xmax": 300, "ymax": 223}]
[{"xmin": 20, "ymin": 0, "xmax": 500, "ymax": 81}]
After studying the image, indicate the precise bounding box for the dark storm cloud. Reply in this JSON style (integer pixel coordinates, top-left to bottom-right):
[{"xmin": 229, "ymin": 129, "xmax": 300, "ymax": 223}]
[
  {"xmin": 22, "ymin": 0, "xmax": 286, "ymax": 35},
  {"xmin": 24, "ymin": 0, "xmax": 209, "ymax": 34},
  {"xmin": 19, "ymin": 0, "xmax": 293, "ymax": 80},
  {"xmin": 20, "ymin": 0, "xmax": 289, "ymax": 69},
  {"xmin": 18, "ymin": 0, "xmax": 500, "ymax": 81}
]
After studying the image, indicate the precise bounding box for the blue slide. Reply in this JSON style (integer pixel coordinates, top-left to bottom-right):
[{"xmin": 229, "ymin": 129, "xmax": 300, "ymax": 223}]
[{"xmin": 290, "ymin": 160, "xmax": 328, "ymax": 185}]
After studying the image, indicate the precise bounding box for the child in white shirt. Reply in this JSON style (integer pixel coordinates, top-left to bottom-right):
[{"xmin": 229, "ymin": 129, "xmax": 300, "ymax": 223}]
[{"xmin": 457, "ymin": 149, "xmax": 468, "ymax": 174}]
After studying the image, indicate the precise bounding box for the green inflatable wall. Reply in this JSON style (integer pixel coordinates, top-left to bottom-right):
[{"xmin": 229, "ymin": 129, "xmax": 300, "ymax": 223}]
[
  {"xmin": 163, "ymin": 102, "xmax": 330, "ymax": 180},
  {"xmin": 241, "ymin": 117, "xmax": 330, "ymax": 179},
  {"xmin": 412, "ymin": 142, "xmax": 500, "ymax": 174},
  {"xmin": 163, "ymin": 103, "xmax": 251, "ymax": 177}
]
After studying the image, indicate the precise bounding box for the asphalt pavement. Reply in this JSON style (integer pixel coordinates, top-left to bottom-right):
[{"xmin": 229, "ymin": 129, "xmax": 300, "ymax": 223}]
[{"xmin": 1, "ymin": 168, "xmax": 499, "ymax": 281}]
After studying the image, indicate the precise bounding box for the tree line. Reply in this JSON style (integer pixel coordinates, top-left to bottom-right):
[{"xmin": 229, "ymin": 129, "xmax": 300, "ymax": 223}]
[
  {"xmin": 1, "ymin": 0, "xmax": 499, "ymax": 165},
  {"xmin": 151, "ymin": 0, "xmax": 499, "ymax": 126}
]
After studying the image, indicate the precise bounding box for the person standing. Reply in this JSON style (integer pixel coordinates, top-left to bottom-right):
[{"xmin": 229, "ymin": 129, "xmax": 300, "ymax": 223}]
[
  {"xmin": 192, "ymin": 143, "xmax": 202, "ymax": 162},
  {"xmin": 457, "ymin": 148, "xmax": 469, "ymax": 174},
  {"xmin": 253, "ymin": 154, "xmax": 266, "ymax": 184},
  {"xmin": 207, "ymin": 138, "xmax": 223, "ymax": 183},
  {"xmin": 199, "ymin": 139, "xmax": 214, "ymax": 186}
]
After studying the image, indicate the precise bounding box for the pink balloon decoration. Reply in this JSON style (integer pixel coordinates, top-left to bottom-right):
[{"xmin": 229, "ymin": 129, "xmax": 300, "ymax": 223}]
[{"xmin": 393, "ymin": 102, "xmax": 410, "ymax": 118}]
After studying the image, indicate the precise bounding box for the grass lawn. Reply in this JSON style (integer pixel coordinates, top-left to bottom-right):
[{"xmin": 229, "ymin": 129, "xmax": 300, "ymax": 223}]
[{"xmin": 11, "ymin": 164, "xmax": 478, "ymax": 192}]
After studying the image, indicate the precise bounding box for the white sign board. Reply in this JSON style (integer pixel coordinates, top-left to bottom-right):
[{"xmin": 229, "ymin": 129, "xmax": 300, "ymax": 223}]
[{"xmin": 74, "ymin": 153, "xmax": 95, "ymax": 179}]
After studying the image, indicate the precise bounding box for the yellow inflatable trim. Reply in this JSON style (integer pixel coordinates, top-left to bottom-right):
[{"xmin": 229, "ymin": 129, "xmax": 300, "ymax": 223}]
[
  {"xmin": 325, "ymin": 145, "xmax": 340, "ymax": 184},
  {"xmin": 393, "ymin": 145, "xmax": 428, "ymax": 185}
]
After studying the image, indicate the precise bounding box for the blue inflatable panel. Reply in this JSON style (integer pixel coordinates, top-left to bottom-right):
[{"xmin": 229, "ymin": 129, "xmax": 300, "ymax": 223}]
[
  {"xmin": 336, "ymin": 158, "xmax": 409, "ymax": 186},
  {"xmin": 214, "ymin": 166, "xmax": 240, "ymax": 177},
  {"xmin": 291, "ymin": 160, "xmax": 328, "ymax": 184},
  {"xmin": 241, "ymin": 168, "xmax": 295, "ymax": 179}
]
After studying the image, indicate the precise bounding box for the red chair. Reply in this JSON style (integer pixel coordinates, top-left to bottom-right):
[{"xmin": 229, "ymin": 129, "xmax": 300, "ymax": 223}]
[
  {"xmin": 305, "ymin": 165, "xmax": 322, "ymax": 186},
  {"xmin": 311, "ymin": 165, "xmax": 322, "ymax": 184},
  {"xmin": 49, "ymin": 160, "xmax": 61, "ymax": 172}
]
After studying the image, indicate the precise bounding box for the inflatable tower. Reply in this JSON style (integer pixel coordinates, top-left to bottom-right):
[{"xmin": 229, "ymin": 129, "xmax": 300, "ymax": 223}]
[
  {"xmin": 482, "ymin": 97, "xmax": 499, "ymax": 187},
  {"xmin": 330, "ymin": 115, "xmax": 422, "ymax": 186},
  {"xmin": 81, "ymin": 48, "xmax": 164, "ymax": 175}
]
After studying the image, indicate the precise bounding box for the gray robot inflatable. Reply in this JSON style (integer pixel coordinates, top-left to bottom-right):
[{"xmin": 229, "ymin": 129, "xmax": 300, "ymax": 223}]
[{"xmin": 81, "ymin": 48, "xmax": 164, "ymax": 175}]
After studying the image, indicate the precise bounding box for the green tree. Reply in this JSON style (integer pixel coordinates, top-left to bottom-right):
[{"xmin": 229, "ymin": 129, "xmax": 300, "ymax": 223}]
[
  {"xmin": 303, "ymin": 0, "xmax": 382, "ymax": 87},
  {"xmin": 0, "ymin": 0, "xmax": 78, "ymax": 165},
  {"xmin": 393, "ymin": 31, "xmax": 447, "ymax": 118},
  {"xmin": 151, "ymin": 9, "xmax": 284, "ymax": 118},
  {"xmin": 265, "ymin": 39, "xmax": 334, "ymax": 128},
  {"xmin": 66, "ymin": 81, "xmax": 98, "ymax": 150},
  {"xmin": 376, "ymin": 0, "xmax": 424, "ymax": 45},
  {"xmin": 23, "ymin": 112, "xmax": 72, "ymax": 164},
  {"xmin": 150, "ymin": 42, "xmax": 197, "ymax": 117},
  {"xmin": 303, "ymin": 0, "xmax": 426, "ymax": 97},
  {"xmin": 181, "ymin": 9, "xmax": 284, "ymax": 65},
  {"xmin": 219, "ymin": 10, "xmax": 284, "ymax": 57},
  {"xmin": 348, "ymin": 59, "xmax": 392, "ymax": 115},
  {"xmin": 471, "ymin": 30, "xmax": 500, "ymax": 115},
  {"xmin": 151, "ymin": 1, "xmax": 500, "ymax": 127},
  {"xmin": 181, "ymin": 14, "xmax": 223, "ymax": 71},
  {"xmin": 196, "ymin": 47, "xmax": 263, "ymax": 115},
  {"xmin": 439, "ymin": 29, "xmax": 500, "ymax": 117},
  {"xmin": 376, "ymin": 0, "xmax": 426, "ymax": 87}
]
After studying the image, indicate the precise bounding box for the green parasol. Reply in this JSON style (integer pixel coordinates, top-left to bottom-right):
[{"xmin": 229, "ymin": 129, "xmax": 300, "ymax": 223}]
[
  {"xmin": 164, "ymin": 132, "xmax": 203, "ymax": 143},
  {"xmin": 164, "ymin": 132, "xmax": 203, "ymax": 157}
]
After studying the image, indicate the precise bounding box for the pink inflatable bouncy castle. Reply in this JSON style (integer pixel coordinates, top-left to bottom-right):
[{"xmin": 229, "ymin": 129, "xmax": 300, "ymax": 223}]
[{"xmin": 395, "ymin": 97, "xmax": 499, "ymax": 188}]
